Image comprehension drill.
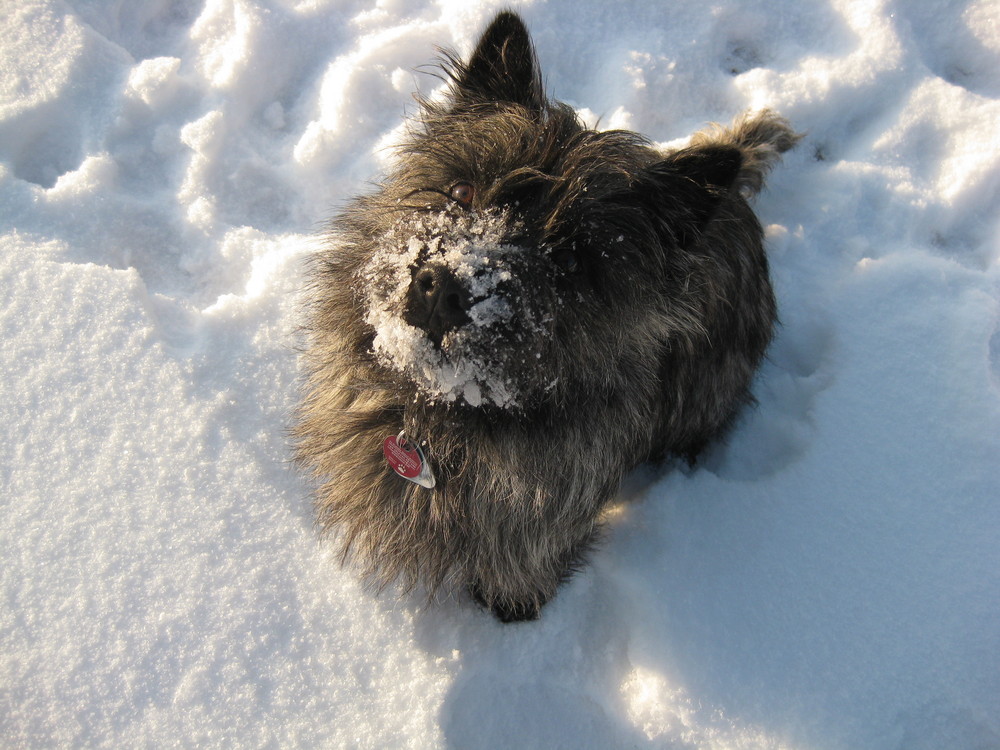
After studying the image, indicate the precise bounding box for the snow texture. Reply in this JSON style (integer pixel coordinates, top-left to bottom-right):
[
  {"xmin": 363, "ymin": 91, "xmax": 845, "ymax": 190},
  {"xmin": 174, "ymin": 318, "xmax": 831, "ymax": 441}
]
[{"xmin": 2, "ymin": 1, "xmax": 999, "ymax": 748}]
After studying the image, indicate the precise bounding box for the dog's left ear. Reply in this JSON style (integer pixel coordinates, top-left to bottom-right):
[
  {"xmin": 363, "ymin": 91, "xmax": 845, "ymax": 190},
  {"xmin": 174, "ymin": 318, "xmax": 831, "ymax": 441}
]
[
  {"xmin": 450, "ymin": 12, "xmax": 544, "ymax": 110},
  {"xmin": 639, "ymin": 146, "xmax": 744, "ymax": 247}
]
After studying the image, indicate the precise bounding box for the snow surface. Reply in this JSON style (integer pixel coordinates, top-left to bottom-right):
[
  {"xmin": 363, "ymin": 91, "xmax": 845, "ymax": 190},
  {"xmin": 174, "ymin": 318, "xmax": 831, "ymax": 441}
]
[{"xmin": 2, "ymin": 0, "xmax": 999, "ymax": 748}]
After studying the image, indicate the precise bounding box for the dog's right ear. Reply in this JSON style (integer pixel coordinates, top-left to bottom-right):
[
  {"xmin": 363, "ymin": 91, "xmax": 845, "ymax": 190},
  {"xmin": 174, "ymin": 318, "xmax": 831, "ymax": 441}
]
[{"xmin": 448, "ymin": 12, "xmax": 544, "ymax": 110}]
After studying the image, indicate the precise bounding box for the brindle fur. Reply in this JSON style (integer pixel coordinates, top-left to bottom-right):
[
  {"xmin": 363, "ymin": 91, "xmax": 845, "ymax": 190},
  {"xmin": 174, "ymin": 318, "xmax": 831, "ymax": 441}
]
[{"xmin": 294, "ymin": 11, "xmax": 800, "ymax": 622}]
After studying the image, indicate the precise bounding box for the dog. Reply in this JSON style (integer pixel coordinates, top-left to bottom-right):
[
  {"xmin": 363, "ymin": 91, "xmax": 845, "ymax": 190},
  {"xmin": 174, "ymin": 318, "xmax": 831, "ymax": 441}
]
[{"xmin": 294, "ymin": 11, "xmax": 799, "ymax": 622}]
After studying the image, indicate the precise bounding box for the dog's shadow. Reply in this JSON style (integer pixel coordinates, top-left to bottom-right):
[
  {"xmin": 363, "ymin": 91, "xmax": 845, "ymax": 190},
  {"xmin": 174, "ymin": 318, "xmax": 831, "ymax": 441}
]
[{"xmin": 412, "ymin": 561, "xmax": 650, "ymax": 749}]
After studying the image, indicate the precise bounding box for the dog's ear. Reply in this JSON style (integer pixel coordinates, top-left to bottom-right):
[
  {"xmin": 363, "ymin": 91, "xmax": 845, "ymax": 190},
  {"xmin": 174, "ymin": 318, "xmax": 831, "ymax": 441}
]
[
  {"xmin": 450, "ymin": 12, "xmax": 544, "ymax": 110},
  {"xmin": 640, "ymin": 146, "xmax": 743, "ymax": 247}
]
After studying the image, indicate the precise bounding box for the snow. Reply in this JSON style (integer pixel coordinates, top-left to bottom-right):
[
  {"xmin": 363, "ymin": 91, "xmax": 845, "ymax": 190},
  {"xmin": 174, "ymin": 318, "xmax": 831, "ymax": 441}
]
[{"xmin": 1, "ymin": 0, "xmax": 998, "ymax": 748}]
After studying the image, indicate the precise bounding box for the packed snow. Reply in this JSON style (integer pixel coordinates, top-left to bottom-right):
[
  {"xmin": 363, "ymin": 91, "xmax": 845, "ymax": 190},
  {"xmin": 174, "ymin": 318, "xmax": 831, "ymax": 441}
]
[{"xmin": 2, "ymin": 1, "xmax": 999, "ymax": 748}]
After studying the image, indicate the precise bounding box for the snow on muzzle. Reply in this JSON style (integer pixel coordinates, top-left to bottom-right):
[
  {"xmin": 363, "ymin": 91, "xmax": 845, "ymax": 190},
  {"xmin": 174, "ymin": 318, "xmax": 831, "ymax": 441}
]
[{"xmin": 361, "ymin": 209, "xmax": 542, "ymax": 409}]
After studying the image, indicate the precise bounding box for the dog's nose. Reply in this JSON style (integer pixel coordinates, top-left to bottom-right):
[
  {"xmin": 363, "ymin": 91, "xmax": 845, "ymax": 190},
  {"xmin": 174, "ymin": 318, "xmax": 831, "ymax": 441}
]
[{"xmin": 404, "ymin": 263, "xmax": 472, "ymax": 345}]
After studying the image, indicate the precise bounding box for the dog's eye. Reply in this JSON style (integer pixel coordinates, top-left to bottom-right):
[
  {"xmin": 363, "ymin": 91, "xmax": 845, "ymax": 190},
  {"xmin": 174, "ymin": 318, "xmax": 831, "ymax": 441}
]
[
  {"xmin": 449, "ymin": 182, "xmax": 475, "ymax": 207},
  {"xmin": 552, "ymin": 248, "xmax": 579, "ymax": 274}
]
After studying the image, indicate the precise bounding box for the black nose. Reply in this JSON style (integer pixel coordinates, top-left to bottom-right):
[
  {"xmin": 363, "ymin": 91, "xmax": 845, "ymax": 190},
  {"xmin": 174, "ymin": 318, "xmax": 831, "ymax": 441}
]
[{"xmin": 403, "ymin": 263, "xmax": 472, "ymax": 345}]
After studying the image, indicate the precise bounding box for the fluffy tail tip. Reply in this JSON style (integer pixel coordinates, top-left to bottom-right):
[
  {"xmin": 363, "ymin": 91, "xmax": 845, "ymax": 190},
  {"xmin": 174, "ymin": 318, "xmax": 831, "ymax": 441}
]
[
  {"xmin": 692, "ymin": 109, "xmax": 803, "ymax": 198},
  {"xmin": 730, "ymin": 109, "xmax": 803, "ymax": 197}
]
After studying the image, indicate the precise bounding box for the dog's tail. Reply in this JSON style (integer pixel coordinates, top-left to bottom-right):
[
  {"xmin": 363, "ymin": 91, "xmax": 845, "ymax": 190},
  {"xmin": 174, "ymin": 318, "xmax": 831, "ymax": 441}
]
[{"xmin": 690, "ymin": 110, "xmax": 802, "ymax": 199}]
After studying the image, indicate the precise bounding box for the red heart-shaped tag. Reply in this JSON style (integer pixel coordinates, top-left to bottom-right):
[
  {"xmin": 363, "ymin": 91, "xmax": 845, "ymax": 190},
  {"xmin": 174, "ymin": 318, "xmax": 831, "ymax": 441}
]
[
  {"xmin": 383, "ymin": 433, "xmax": 436, "ymax": 488},
  {"xmin": 383, "ymin": 435, "xmax": 422, "ymax": 478}
]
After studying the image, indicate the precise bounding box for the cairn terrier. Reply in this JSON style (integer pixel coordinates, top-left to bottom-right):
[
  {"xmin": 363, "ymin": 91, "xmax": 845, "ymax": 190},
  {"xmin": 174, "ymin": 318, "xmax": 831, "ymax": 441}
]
[{"xmin": 295, "ymin": 11, "xmax": 799, "ymax": 622}]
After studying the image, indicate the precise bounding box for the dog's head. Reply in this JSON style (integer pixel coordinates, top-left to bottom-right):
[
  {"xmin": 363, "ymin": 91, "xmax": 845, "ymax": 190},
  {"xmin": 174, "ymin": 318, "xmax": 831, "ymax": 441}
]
[{"xmin": 356, "ymin": 12, "xmax": 744, "ymax": 411}]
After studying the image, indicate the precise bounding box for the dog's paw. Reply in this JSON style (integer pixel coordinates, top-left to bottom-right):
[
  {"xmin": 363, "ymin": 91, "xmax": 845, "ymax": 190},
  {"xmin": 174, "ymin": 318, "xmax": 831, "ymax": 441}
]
[
  {"xmin": 469, "ymin": 582, "xmax": 542, "ymax": 623},
  {"xmin": 490, "ymin": 600, "xmax": 541, "ymax": 623}
]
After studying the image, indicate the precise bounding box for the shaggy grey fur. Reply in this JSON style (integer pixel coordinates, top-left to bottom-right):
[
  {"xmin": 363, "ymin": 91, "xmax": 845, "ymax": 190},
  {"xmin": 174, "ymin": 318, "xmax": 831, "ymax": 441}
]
[{"xmin": 294, "ymin": 11, "xmax": 800, "ymax": 622}]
